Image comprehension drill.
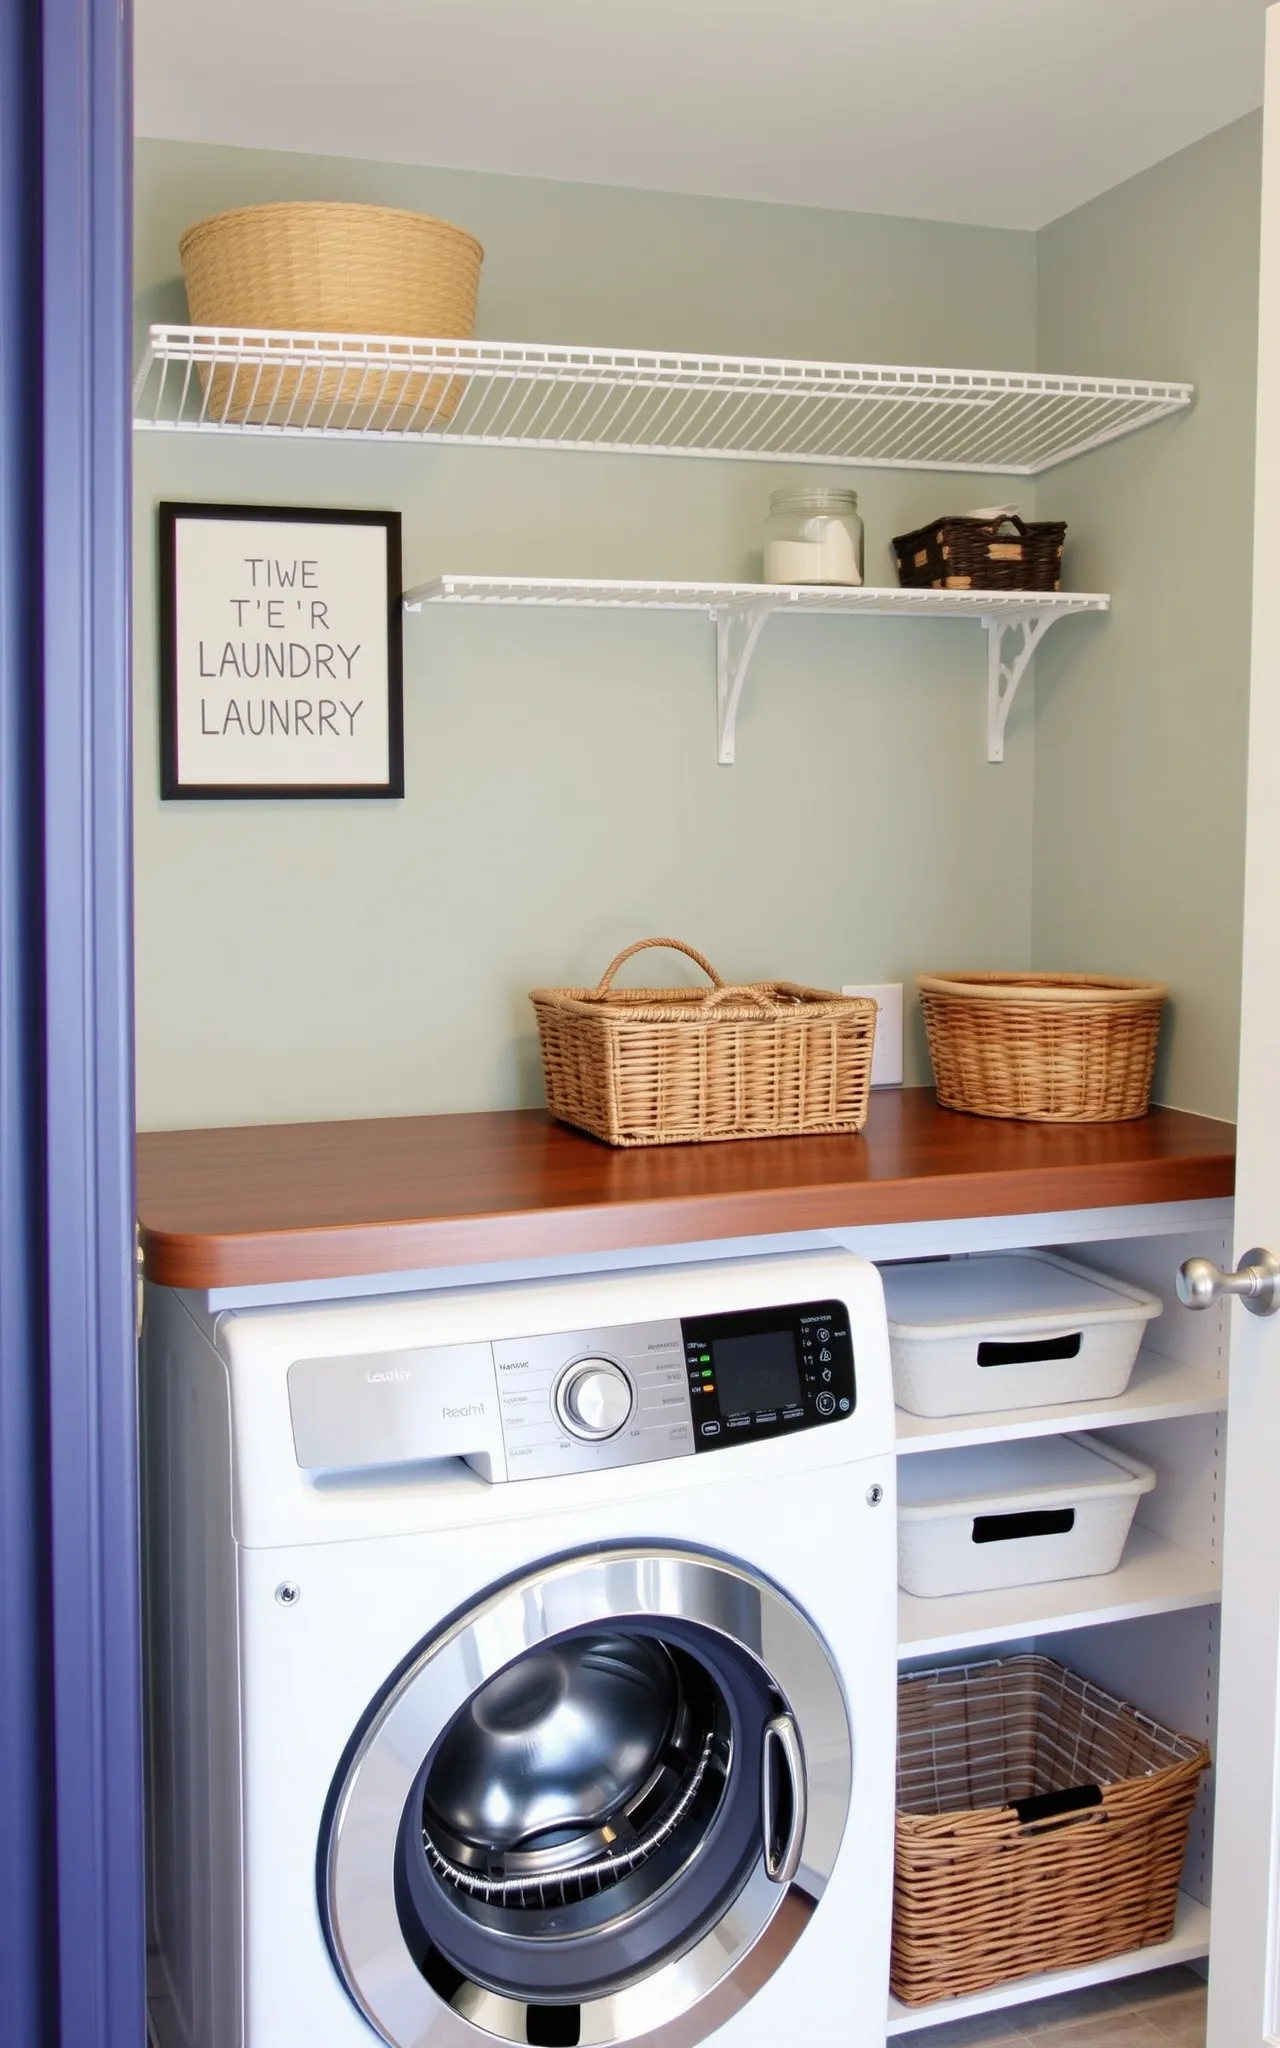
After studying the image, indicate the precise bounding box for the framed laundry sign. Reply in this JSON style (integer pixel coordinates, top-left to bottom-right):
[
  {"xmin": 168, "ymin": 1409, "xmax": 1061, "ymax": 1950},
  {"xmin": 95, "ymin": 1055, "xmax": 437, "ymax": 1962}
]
[{"xmin": 158, "ymin": 502, "xmax": 404, "ymax": 798}]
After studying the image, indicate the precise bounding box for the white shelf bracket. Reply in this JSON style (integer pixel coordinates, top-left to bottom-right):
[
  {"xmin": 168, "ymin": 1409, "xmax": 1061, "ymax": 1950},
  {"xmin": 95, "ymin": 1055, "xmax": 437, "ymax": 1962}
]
[
  {"xmin": 714, "ymin": 601, "xmax": 775, "ymax": 765},
  {"xmin": 984, "ymin": 610, "xmax": 1057, "ymax": 763}
]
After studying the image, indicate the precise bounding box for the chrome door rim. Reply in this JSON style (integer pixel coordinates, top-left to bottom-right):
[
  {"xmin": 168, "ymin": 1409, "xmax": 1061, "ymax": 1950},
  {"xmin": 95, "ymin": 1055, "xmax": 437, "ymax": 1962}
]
[{"xmin": 323, "ymin": 1547, "xmax": 852, "ymax": 2048}]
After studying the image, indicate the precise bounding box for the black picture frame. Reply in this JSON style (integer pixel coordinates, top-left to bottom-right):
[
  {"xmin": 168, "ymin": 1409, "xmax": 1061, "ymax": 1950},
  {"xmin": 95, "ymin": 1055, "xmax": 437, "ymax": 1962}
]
[{"xmin": 157, "ymin": 501, "xmax": 405, "ymax": 800}]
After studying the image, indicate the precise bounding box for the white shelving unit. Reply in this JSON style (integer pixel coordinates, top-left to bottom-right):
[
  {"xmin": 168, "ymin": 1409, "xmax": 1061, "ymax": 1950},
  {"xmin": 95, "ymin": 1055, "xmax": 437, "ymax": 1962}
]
[
  {"xmin": 404, "ymin": 575, "xmax": 1110, "ymax": 763},
  {"xmin": 886, "ymin": 1891, "xmax": 1211, "ymax": 2036},
  {"xmin": 883, "ymin": 1223, "xmax": 1226, "ymax": 2039},
  {"xmin": 132, "ymin": 326, "xmax": 1192, "ymax": 474}
]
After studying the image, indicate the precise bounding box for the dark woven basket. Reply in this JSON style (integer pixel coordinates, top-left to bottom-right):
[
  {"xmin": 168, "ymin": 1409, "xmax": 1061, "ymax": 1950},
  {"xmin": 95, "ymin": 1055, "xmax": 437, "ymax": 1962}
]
[{"xmin": 893, "ymin": 513, "xmax": 1067, "ymax": 592}]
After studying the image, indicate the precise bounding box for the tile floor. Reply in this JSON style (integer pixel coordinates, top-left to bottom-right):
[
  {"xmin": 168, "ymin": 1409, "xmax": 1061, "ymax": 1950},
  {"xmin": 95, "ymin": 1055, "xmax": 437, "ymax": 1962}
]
[{"xmin": 911, "ymin": 1966, "xmax": 1207, "ymax": 2046}]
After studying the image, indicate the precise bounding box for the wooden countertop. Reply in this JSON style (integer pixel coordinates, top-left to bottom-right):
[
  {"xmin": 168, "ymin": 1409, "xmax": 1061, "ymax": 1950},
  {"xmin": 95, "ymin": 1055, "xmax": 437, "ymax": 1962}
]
[{"xmin": 136, "ymin": 1089, "xmax": 1235, "ymax": 1290}]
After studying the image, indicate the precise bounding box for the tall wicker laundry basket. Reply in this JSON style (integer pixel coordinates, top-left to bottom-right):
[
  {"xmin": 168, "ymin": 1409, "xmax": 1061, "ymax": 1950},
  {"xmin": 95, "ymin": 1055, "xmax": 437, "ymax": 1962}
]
[{"xmin": 892, "ymin": 1654, "xmax": 1210, "ymax": 2007}]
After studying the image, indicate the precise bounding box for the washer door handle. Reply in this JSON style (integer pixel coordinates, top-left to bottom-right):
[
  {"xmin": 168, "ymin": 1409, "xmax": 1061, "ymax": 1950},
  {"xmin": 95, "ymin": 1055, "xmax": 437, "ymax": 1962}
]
[{"xmin": 761, "ymin": 1713, "xmax": 807, "ymax": 1885}]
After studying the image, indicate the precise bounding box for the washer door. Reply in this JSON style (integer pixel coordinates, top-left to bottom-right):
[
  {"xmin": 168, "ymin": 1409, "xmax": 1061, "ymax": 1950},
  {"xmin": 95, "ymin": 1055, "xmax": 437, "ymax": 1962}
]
[{"xmin": 322, "ymin": 1547, "xmax": 852, "ymax": 2048}]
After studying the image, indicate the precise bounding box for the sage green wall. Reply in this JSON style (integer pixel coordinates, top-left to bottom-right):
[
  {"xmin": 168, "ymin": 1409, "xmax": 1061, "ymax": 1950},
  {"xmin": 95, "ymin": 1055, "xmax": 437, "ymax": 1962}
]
[
  {"xmin": 134, "ymin": 140, "xmax": 1041, "ymax": 1128},
  {"xmin": 1033, "ymin": 114, "xmax": 1262, "ymax": 1120}
]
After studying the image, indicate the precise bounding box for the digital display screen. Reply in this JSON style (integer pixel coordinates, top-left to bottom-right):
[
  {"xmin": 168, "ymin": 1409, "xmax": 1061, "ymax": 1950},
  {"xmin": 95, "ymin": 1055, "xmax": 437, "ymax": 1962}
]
[{"xmin": 711, "ymin": 1329, "xmax": 802, "ymax": 1414}]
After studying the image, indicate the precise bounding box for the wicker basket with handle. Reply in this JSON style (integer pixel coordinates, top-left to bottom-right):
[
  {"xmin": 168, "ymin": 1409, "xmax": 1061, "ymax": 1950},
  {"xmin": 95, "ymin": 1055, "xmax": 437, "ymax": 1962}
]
[
  {"xmin": 918, "ymin": 971, "xmax": 1167, "ymax": 1123},
  {"xmin": 892, "ymin": 1654, "xmax": 1210, "ymax": 2007},
  {"xmin": 892, "ymin": 512, "xmax": 1067, "ymax": 592},
  {"xmin": 178, "ymin": 202, "xmax": 483, "ymax": 428},
  {"xmin": 530, "ymin": 938, "xmax": 877, "ymax": 1147}
]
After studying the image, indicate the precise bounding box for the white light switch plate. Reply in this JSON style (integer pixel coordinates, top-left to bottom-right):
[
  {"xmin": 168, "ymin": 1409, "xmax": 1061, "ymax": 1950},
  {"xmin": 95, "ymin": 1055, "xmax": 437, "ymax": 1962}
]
[{"xmin": 841, "ymin": 982, "xmax": 904, "ymax": 1087}]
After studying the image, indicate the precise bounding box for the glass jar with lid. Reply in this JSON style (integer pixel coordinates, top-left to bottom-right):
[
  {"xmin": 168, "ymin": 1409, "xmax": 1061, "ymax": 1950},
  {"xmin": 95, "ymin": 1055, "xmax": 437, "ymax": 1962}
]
[{"xmin": 763, "ymin": 488, "xmax": 864, "ymax": 586}]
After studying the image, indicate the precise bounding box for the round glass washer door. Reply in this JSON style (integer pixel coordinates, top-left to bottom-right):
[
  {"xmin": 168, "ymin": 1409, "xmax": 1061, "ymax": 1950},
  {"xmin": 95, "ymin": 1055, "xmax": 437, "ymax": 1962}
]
[{"xmin": 322, "ymin": 1547, "xmax": 852, "ymax": 2048}]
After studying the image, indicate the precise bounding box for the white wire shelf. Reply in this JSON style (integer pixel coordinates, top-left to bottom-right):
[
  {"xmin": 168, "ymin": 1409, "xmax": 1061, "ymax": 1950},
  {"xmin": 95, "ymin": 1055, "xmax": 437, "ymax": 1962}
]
[
  {"xmin": 132, "ymin": 326, "xmax": 1193, "ymax": 475},
  {"xmin": 404, "ymin": 576, "xmax": 1110, "ymax": 763},
  {"xmin": 404, "ymin": 577, "xmax": 1107, "ymax": 618}
]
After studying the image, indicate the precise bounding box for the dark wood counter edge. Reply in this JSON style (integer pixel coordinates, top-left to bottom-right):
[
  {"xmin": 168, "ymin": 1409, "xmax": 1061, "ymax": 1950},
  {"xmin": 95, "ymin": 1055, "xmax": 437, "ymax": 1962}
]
[{"xmin": 139, "ymin": 1151, "xmax": 1236, "ymax": 1291}]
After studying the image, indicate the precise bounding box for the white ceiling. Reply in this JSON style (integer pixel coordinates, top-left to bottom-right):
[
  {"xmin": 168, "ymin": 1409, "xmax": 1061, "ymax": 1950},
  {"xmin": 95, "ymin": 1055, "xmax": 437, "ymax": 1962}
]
[{"xmin": 134, "ymin": 0, "xmax": 1270, "ymax": 231}]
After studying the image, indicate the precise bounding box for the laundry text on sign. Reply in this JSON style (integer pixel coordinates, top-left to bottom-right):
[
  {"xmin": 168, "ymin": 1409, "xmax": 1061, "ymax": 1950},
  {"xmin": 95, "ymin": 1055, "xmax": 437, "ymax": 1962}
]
[
  {"xmin": 197, "ymin": 638, "xmax": 362, "ymax": 681},
  {"xmin": 199, "ymin": 698, "xmax": 364, "ymax": 737}
]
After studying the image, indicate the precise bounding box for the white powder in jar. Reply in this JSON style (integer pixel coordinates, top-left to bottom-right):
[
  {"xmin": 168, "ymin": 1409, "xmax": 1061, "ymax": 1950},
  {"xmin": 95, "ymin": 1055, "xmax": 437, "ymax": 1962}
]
[{"xmin": 764, "ymin": 523, "xmax": 862, "ymax": 585}]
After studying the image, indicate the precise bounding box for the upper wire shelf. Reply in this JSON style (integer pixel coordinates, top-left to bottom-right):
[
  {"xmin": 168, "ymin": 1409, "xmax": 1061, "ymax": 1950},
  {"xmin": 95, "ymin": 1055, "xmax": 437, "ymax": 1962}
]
[{"xmin": 132, "ymin": 326, "xmax": 1193, "ymax": 475}]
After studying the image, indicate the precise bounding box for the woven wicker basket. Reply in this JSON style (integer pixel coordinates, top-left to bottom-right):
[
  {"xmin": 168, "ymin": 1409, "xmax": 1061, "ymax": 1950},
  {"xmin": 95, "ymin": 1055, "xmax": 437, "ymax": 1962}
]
[
  {"xmin": 178, "ymin": 202, "xmax": 483, "ymax": 428},
  {"xmin": 893, "ymin": 1655, "xmax": 1210, "ymax": 2007},
  {"xmin": 918, "ymin": 971, "xmax": 1167, "ymax": 1123},
  {"xmin": 530, "ymin": 938, "xmax": 877, "ymax": 1148},
  {"xmin": 892, "ymin": 513, "xmax": 1066, "ymax": 592}
]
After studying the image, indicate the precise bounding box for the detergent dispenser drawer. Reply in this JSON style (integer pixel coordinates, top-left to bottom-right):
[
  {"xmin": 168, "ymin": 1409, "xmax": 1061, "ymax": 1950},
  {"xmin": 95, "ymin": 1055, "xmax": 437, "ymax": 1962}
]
[{"xmin": 287, "ymin": 1343, "xmax": 502, "ymax": 1471}]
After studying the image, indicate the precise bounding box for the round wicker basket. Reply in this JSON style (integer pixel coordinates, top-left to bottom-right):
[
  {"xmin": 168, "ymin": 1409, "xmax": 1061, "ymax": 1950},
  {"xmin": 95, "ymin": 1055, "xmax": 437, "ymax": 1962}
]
[
  {"xmin": 918, "ymin": 971, "xmax": 1167, "ymax": 1123},
  {"xmin": 178, "ymin": 201, "xmax": 484, "ymax": 428}
]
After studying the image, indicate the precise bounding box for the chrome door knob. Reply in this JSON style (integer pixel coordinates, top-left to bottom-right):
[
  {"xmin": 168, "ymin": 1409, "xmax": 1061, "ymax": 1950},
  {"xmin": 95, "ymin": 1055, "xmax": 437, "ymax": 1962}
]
[
  {"xmin": 1177, "ymin": 1248, "xmax": 1280, "ymax": 1317},
  {"xmin": 555, "ymin": 1360, "xmax": 633, "ymax": 1439}
]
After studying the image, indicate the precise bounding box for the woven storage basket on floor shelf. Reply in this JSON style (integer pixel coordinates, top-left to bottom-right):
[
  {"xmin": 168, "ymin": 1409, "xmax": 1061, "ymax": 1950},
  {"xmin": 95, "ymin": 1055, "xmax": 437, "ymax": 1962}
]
[
  {"xmin": 893, "ymin": 1654, "xmax": 1211, "ymax": 2008},
  {"xmin": 918, "ymin": 971, "xmax": 1167, "ymax": 1123},
  {"xmin": 892, "ymin": 513, "xmax": 1066, "ymax": 591},
  {"xmin": 178, "ymin": 201, "xmax": 483, "ymax": 428},
  {"xmin": 530, "ymin": 938, "xmax": 878, "ymax": 1147}
]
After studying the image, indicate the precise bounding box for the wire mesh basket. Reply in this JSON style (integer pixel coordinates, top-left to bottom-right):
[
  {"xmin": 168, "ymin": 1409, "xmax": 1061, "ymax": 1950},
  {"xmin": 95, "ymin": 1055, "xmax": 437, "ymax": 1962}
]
[{"xmin": 892, "ymin": 1654, "xmax": 1210, "ymax": 2007}]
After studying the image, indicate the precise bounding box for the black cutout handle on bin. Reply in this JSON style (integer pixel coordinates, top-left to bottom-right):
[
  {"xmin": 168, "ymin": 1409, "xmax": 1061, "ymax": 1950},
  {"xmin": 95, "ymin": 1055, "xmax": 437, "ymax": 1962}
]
[
  {"xmin": 1012, "ymin": 1783, "xmax": 1103, "ymax": 1828},
  {"xmin": 977, "ymin": 1332, "xmax": 1083, "ymax": 1368},
  {"xmin": 972, "ymin": 1508, "xmax": 1076, "ymax": 1544}
]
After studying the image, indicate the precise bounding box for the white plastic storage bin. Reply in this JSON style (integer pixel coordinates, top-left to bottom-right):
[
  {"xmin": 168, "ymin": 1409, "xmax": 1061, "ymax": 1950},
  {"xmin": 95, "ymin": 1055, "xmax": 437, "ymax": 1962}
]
[
  {"xmin": 897, "ymin": 1432, "xmax": 1155, "ymax": 1598},
  {"xmin": 880, "ymin": 1251, "xmax": 1161, "ymax": 1419}
]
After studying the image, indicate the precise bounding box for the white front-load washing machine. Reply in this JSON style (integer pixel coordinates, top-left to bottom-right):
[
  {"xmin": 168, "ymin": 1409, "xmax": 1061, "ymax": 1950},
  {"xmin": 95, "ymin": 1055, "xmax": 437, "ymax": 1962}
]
[{"xmin": 142, "ymin": 1249, "xmax": 897, "ymax": 2048}]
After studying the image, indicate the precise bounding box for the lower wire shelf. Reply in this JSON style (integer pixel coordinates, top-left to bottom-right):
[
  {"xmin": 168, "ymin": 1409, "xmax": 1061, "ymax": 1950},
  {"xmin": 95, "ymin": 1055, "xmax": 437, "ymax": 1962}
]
[
  {"xmin": 885, "ymin": 1890, "xmax": 1210, "ymax": 2034},
  {"xmin": 404, "ymin": 575, "xmax": 1110, "ymax": 765}
]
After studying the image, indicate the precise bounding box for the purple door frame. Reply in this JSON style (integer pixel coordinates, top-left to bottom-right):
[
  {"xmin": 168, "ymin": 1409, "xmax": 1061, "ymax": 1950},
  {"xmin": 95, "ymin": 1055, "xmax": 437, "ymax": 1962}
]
[
  {"xmin": 0, "ymin": 0, "xmax": 55, "ymax": 2037},
  {"xmin": 1, "ymin": 0, "xmax": 144, "ymax": 2042}
]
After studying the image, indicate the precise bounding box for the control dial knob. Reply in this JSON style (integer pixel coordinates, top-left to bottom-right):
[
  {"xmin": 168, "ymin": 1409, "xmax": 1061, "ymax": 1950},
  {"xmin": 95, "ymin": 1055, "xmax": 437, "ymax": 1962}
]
[{"xmin": 555, "ymin": 1359, "xmax": 633, "ymax": 1440}]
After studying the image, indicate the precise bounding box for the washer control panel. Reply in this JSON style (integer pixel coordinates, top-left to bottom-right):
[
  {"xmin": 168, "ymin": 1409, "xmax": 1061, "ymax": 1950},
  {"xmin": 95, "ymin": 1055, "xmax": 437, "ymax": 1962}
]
[
  {"xmin": 682, "ymin": 1299, "xmax": 855, "ymax": 1452},
  {"xmin": 491, "ymin": 1298, "xmax": 854, "ymax": 1480}
]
